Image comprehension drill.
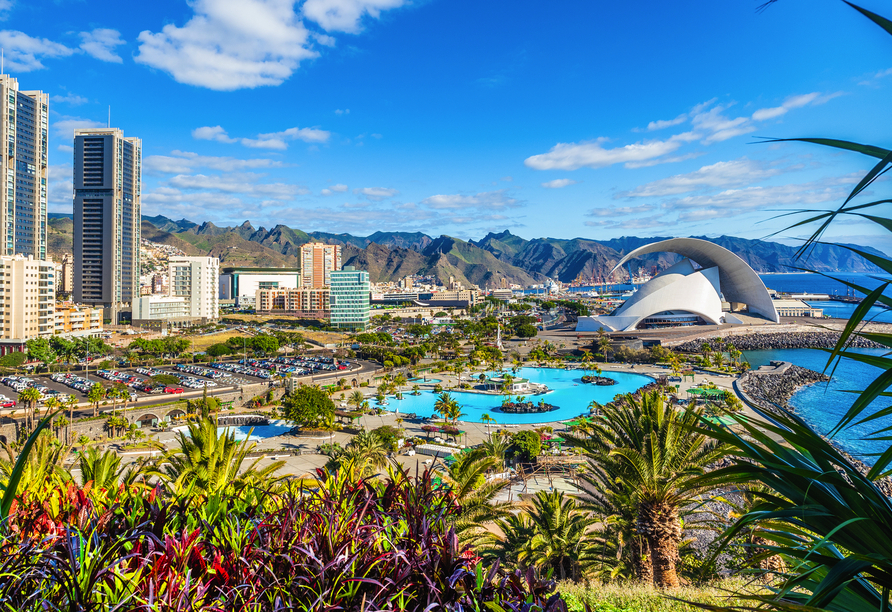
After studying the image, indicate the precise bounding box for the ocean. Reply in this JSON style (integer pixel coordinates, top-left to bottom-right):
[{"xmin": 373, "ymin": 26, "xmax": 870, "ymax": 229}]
[
  {"xmin": 758, "ymin": 272, "xmax": 892, "ymax": 323},
  {"xmin": 744, "ymin": 348, "xmax": 889, "ymax": 464}
]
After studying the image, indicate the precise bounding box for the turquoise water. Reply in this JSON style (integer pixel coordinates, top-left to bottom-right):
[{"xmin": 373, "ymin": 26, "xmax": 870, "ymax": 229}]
[
  {"xmin": 388, "ymin": 367, "xmax": 654, "ymax": 424},
  {"xmin": 744, "ymin": 349, "xmax": 889, "ymax": 463},
  {"xmin": 171, "ymin": 419, "xmax": 295, "ymax": 442}
]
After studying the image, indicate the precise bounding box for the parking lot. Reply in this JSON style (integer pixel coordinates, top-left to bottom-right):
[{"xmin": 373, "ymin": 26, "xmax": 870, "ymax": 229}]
[{"xmin": 0, "ymin": 356, "xmax": 365, "ymax": 409}]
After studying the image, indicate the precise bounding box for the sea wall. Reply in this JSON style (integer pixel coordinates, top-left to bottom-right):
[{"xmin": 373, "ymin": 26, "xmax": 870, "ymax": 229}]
[{"xmin": 676, "ymin": 331, "xmax": 881, "ymax": 352}]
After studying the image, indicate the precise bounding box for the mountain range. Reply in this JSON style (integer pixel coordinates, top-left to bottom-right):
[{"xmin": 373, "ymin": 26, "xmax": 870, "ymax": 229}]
[{"xmin": 45, "ymin": 213, "xmax": 888, "ymax": 287}]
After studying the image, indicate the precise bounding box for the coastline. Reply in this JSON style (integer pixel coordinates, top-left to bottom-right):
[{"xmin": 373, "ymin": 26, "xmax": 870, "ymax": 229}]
[{"xmin": 737, "ymin": 362, "xmax": 892, "ymax": 496}]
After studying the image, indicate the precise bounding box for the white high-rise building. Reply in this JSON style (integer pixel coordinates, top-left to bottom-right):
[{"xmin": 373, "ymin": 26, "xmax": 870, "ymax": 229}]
[
  {"xmin": 0, "ymin": 254, "xmax": 56, "ymax": 353},
  {"xmin": 0, "ymin": 75, "xmax": 49, "ymax": 259},
  {"xmin": 73, "ymin": 128, "xmax": 141, "ymax": 317},
  {"xmin": 169, "ymin": 256, "xmax": 219, "ymax": 320}
]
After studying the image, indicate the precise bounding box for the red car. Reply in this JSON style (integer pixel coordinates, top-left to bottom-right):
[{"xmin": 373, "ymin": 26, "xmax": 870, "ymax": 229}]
[
  {"xmin": 0, "ymin": 400, "xmax": 15, "ymax": 408},
  {"xmin": 164, "ymin": 387, "xmax": 184, "ymax": 394}
]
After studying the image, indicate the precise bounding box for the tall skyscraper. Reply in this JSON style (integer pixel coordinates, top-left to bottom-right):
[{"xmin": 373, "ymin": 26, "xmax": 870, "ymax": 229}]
[
  {"xmin": 330, "ymin": 267, "xmax": 370, "ymax": 331},
  {"xmin": 73, "ymin": 128, "xmax": 142, "ymax": 316},
  {"xmin": 0, "ymin": 75, "xmax": 49, "ymax": 259},
  {"xmin": 299, "ymin": 242, "xmax": 341, "ymax": 288}
]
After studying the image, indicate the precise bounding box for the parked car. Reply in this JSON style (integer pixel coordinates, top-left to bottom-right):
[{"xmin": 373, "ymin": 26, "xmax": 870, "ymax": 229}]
[{"xmin": 164, "ymin": 387, "xmax": 184, "ymax": 394}]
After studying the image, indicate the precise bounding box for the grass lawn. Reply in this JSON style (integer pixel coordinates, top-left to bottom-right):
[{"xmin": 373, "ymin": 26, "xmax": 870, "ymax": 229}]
[
  {"xmin": 189, "ymin": 331, "xmax": 251, "ymax": 351},
  {"xmin": 559, "ymin": 579, "xmax": 759, "ymax": 612}
]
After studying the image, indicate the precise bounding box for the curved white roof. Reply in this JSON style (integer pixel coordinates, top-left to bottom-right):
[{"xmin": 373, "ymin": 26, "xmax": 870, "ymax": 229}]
[{"xmin": 612, "ymin": 238, "xmax": 779, "ymax": 323}]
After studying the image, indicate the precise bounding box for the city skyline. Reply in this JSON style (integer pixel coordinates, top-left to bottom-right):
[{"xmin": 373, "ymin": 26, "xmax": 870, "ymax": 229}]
[{"xmin": 2, "ymin": 0, "xmax": 891, "ymax": 250}]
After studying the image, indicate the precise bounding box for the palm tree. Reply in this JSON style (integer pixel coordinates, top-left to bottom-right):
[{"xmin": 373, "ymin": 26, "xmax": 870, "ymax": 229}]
[
  {"xmin": 17, "ymin": 387, "xmax": 42, "ymax": 432},
  {"xmin": 439, "ymin": 454, "xmax": 512, "ymax": 542},
  {"xmin": 480, "ymin": 413, "xmax": 495, "ymax": 439},
  {"xmin": 87, "ymin": 382, "xmax": 105, "ymax": 418},
  {"xmin": 392, "ymin": 372, "xmax": 407, "ymax": 395},
  {"xmin": 567, "ymin": 390, "xmax": 726, "ymax": 587},
  {"xmin": 479, "ymin": 513, "xmax": 537, "ymax": 570},
  {"xmin": 0, "ymin": 432, "xmax": 72, "ymax": 496},
  {"xmin": 434, "ymin": 392, "xmax": 459, "ymax": 423},
  {"xmin": 159, "ymin": 417, "xmax": 284, "ymax": 495},
  {"xmin": 65, "ymin": 394, "xmax": 78, "ymax": 444},
  {"xmin": 330, "ymin": 429, "xmax": 391, "ymax": 479},
  {"xmin": 348, "ymin": 390, "xmax": 365, "ymax": 411},
  {"xmin": 78, "ymin": 447, "xmax": 124, "ymax": 489},
  {"xmin": 480, "ymin": 434, "xmax": 510, "ymax": 469},
  {"xmin": 524, "ymin": 490, "xmax": 595, "ymax": 581}
]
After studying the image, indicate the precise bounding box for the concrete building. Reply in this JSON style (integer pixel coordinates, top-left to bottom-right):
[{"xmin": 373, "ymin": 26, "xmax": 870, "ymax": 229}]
[
  {"xmin": 330, "ymin": 267, "xmax": 370, "ymax": 331},
  {"xmin": 0, "ymin": 255, "xmax": 55, "ymax": 353},
  {"xmin": 299, "ymin": 242, "xmax": 341, "ymax": 288},
  {"xmin": 73, "ymin": 128, "xmax": 142, "ymax": 320},
  {"xmin": 578, "ymin": 238, "xmax": 779, "ymax": 333},
  {"xmin": 169, "ymin": 256, "xmax": 219, "ymax": 320},
  {"xmin": 132, "ymin": 295, "xmax": 193, "ymax": 330},
  {"xmin": 0, "ymin": 75, "xmax": 49, "ymax": 260},
  {"xmin": 54, "ymin": 303, "xmax": 103, "ymax": 337},
  {"xmin": 255, "ymin": 287, "xmax": 330, "ymax": 319},
  {"xmin": 773, "ymin": 298, "xmax": 824, "ymax": 318},
  {"xmin": 57, "ymin": 253, "xmax": 74, "ymax": 294},
  {"xmin": 219, "ymin": 267, "xmax": 300, "ymax": 307}
]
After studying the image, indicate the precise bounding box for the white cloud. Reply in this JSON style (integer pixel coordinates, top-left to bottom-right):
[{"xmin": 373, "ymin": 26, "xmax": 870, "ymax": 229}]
[
  {"xmin": 0, "ymin": 1, "xmax": 12, "ymax": 20},
  {"xmin": 585, "ymin": 216, "xmax": 668, "ymax": 230},
  {"xmin": 47, "ymin": 164, "xmax": 73, "ymax": 211},
  {"xmin": 620, "ymin": 158, "xmax": 785, "ymax": 198},
  {"xmin": 751, "ymin": 92, "xmax": 821, "ymax": 121},
  {"xmin": 79, "ymin": 28, "xmax": 125, "ymax": 63},
  {"xmin": 586, "ymin": 204, "xmax": 656, "ymax": 218},
  {"xmin": 52, "ymin": 116, "xmax": 105, "ymax": 139},
  {"xmin": 143, "ymin": 150, "xmax": 286, "ymax": 174},
  {"xmin": 192, "ymin": 125, "xmax": 237, "ymax": 143},
  {"xmin": 135, "ymin": 0, "xmax": 317, "ymax": 90},
  {"xmin": 661, "ymin": 175, "xmax": 858, "ymax": 220},
  {"xmin": 50, "ymin": 93, "xmax": 88, "ymax": 106},
  {"xmin": 335, "ymin": 108, "xmax": 350, "ymax": 114},
  {"xmin": 525, "ymin": 136, "xmax": 685, "ymax": 171},
  {"xmin": 321, "ymin": 183, "xmax": 348, "ymax": 195},
  {"xmin": 169, "ymin": 172, "xmax": 309, "ymax": 197},
  {"xmin": 647, "ymin": 114, "xmax": 687, "ymax": 131},
  {"xmin": 860, "ymin": 67, "xmax": 892, "ymax": 86},
  {"xmin": 353, "ymin": 186, "xmax": 399, "ymax": 200},
  {"xmin": 241, "ymin": 126, "xmax": 330, "ymax": 149},
  {"xmin": 302, "ymin": 0, "xmax": 406, "ymax": 33},
  {"xmin": 421, "ymin": 189, "xmax": 519, "ymax": 210},
  {"xmin": 541, "ymin": 178, "xmax": 578, "ymax": 189},
  {"xmin": 0, "ymin": 30, "xmax": 74, "ymax": 71},
  {"xmin": 57, "ymin": 144, "xmax": 73, "ymax": 153}
]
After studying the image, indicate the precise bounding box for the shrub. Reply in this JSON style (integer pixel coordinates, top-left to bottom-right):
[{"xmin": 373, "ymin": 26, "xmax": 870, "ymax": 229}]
[
  {"xmin": 206, "ymin": 343, "xmax": 231, "ymax": 357},
  {"xmin": 0, "ymin": 352, "xmax": 26, "ymax": 367},
  {"xmin": 510, "ymin": 429, "xmax": 542, "ymax": 462}
]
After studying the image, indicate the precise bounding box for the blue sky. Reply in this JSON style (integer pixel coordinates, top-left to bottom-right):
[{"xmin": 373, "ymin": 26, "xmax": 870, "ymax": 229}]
[{"xmin": 4, "ymin": 0, "xmax": 892, "ymax": 249}]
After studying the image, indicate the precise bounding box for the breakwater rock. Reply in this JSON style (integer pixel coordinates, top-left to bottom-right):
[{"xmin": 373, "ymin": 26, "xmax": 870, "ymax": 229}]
[
  {"xmin": 581, "ymin": 375, "xmax": 617, "ymax": 386},
  {"xmin": 676, "ymin": 332, "xmax": 881, "ymax": 352},
  {"xmin": 739, "ymin": 363, "xmax": 892, "ymax": 496}
]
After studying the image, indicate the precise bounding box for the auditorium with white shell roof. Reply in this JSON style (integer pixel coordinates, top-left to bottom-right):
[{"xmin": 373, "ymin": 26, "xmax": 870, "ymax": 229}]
[{"xmin": 576, "ymin": 238, "xmax": 780, "ymax": 333}]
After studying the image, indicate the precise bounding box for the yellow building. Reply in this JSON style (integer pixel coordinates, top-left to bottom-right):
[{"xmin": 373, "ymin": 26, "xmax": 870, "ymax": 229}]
[
  {"xmin": 54, "ymin": 303, "xmax": 103, "ymax": 337},
  {"xmin": 256, "ymin": 287, "xmax": 330, "ymax": 319}
]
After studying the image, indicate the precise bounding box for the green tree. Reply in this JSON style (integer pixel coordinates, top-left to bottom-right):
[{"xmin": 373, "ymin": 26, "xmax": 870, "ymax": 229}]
[
  {"xmin": 17, "ymin": 387, "xmax": 42, "ymax": 433},
  {"xmin": 441, "ymin": 454, "xmax": 511, "ymax": 541},
  {"xmin": 510, "ymin": 430, "xmax": 541, "ymax": 462},
  {"xmin": 281, "ymin": 385, "xmax": 336, "ymax": 429},
  {"xmin": 433, "ymin": 392, "xmax": 463, "ymax": 424},
  {"xmin": 525, "ymin": 490, "xmax": 594, "ymax": 581},
  {"xmin": 25, "ymin": 338, "xmax": 57, "ymax": 372}
]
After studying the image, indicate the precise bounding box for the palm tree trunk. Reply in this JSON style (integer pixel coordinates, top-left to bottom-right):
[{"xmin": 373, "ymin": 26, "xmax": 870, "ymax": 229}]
[
  {"xmin": 638, "ymin": 501, "xmax": 682, "ymax": 588},
  {"xmin": 630, "ymin": 536, "xmax": 654, "ymax": 584}
]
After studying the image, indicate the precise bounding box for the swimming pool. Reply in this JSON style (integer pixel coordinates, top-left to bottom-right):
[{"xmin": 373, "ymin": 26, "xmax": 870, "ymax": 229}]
[
  {"xmin": 390, "ymin": 367, "xmax": 653, "ymax": 424},
  {"xmin": 409, "ymin": 377, "xmax": 442, "ymax": 383},
  {"xmin": 175, "ymin": 420, "xmax": 296, "ymax": 442}
]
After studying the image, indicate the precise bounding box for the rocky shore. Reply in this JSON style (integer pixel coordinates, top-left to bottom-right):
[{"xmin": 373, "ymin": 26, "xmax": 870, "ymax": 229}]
[
  {"xmin": 738, "ymin": 364, "xmax": 892, "ymax": 497},
  {"xmin": 738, "ymin": 364, "xmax": 829, "ymax": 411},
  {"xmin": 676, "ymin": 331, "xmax": 882, "ymax": 352}
]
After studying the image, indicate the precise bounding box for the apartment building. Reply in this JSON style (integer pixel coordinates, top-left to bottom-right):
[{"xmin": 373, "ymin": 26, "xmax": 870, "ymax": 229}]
[
  {"xmin": 299, "ymin": 242, "xmax": 341, "ymax": 288},
  {"xmin": 0, "ymin": 255, "xmax": 55, "ymax": 353},
  {"xmin": 57, "ymin": 252, "xmax": 74, "ymax": 293},
  {"xmin": 0, "ymin": 75, "xmax": 49, "ymax": 259},
  {"xmin": 131, "ymin": 295, "xmax": 193, "ymax": 330},
  {"xmin": 330, "ymin": 267, "xmax": 370, "ymax": 331},
  {"xmin": 73, "ymin": 128, "xmax": 141, "ymax": 320},
  {"xmin": 255, "ymin": 287, "xmax": 330, "ymax": 319},
  {"xmin": 169, "ymin": 256, "xmax": 219, "ymax": 320},
  {"xmin": 54, "ymin": 303, "xmax": 103, "ymax": 337}
]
